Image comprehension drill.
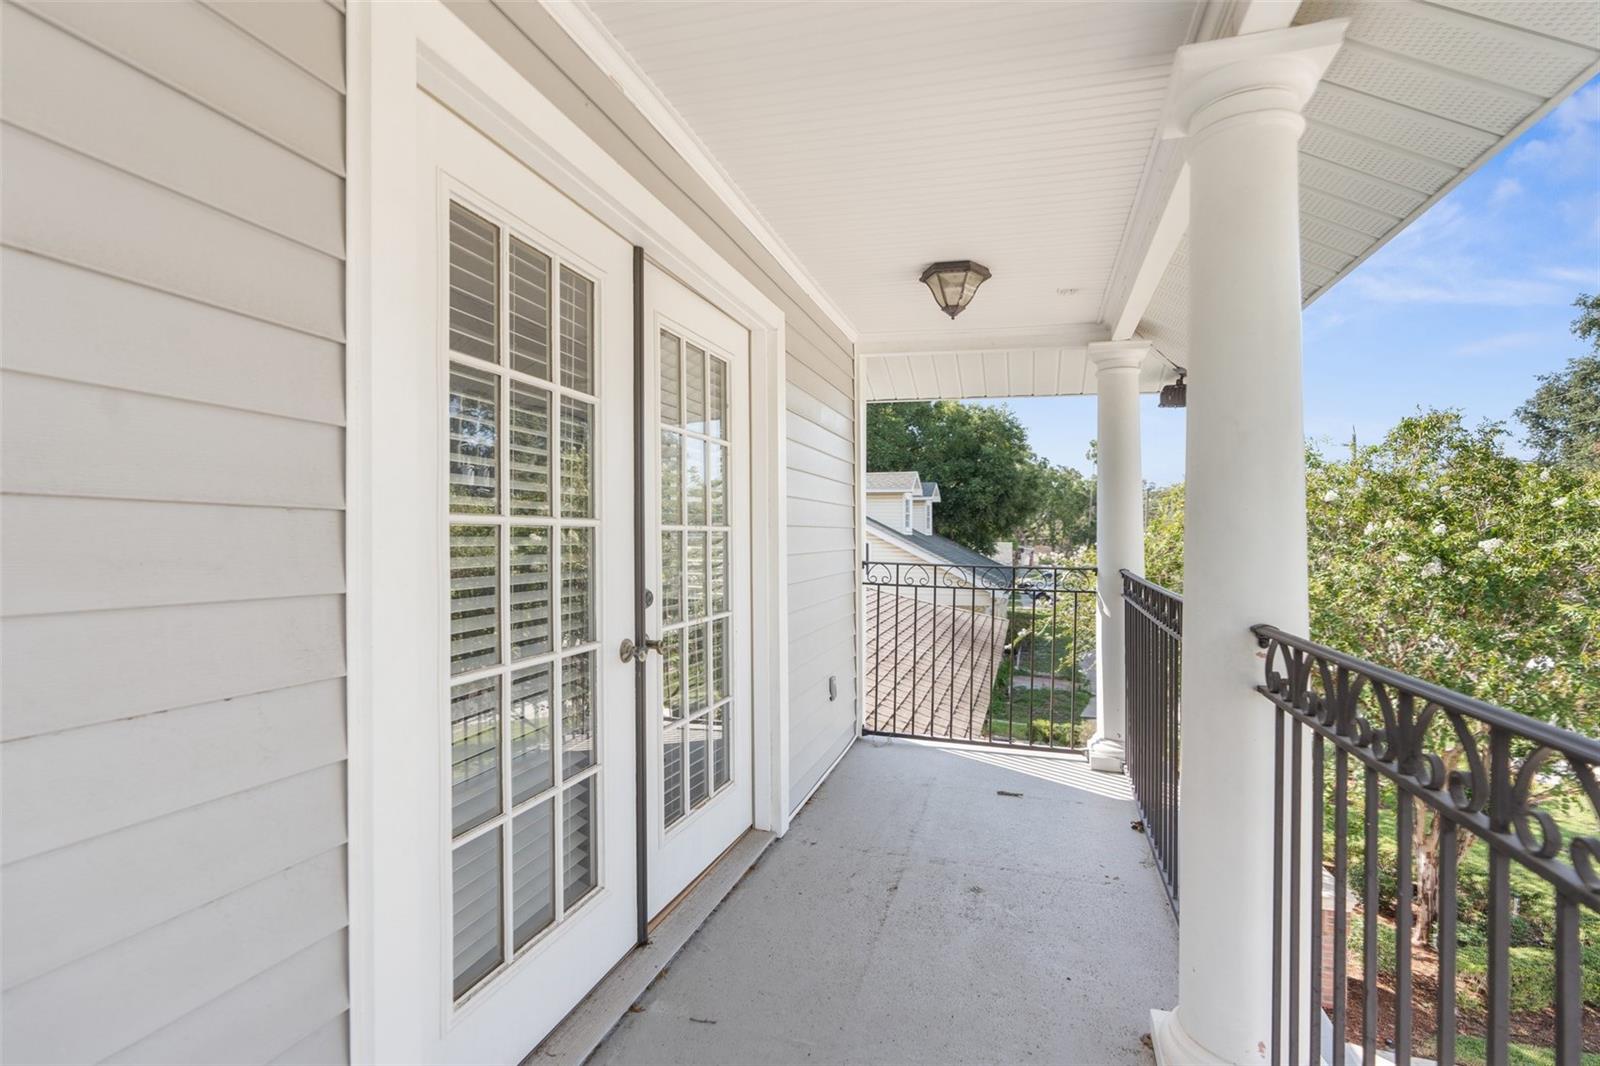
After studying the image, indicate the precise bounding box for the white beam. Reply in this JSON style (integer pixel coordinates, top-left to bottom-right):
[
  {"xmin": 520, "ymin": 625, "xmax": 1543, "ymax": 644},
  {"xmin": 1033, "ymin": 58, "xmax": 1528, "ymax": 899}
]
[{"xmin": 1098, "ymin": 0, "xmax": 1303, "ymax": 341}]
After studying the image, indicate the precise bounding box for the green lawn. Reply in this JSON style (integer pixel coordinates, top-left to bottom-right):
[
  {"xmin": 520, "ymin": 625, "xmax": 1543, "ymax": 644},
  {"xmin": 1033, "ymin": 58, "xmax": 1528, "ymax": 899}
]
[{"xmin": 1453, "ymin": 1034, "xmax": 1600, "ymax": 1066}]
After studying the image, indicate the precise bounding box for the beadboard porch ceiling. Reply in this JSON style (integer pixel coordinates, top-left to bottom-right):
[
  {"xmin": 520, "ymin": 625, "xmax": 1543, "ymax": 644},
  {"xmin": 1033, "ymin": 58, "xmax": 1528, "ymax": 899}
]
[{"xmin": 571, "ymin": 0, "xmax": 1600, "ymax": 399}]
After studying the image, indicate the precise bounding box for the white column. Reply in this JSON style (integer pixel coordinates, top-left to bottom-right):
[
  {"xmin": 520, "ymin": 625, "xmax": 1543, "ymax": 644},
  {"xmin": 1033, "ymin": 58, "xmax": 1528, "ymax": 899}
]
[
  {"xmin": 1087, "ymin": 340, "xmax": 1147, "ymax": 774},
  {"xmin": 1147, "ymin": 20, "xmax": 1346, "ymax": 1066}
]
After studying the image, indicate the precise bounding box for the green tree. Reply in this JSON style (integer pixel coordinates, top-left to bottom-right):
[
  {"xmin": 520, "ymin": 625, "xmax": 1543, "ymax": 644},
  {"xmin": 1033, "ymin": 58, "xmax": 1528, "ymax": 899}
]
[
  {"xmin": 866, "ymin": 401, "xmax": 1043, "ymax": 554},
  {"xmin": 1142, "ymin": 482, "xmax": 1185, "ymax": 591},
  {"xmin": 1143, "ymin": 412, "xmax": 1600, "ymax": 946},
  {"xmin": 1021, "ymin": 463, "xmax": 1094, "ymax": 550},
  {"xmin": 1307, "ymin": 411, "xmax": 1599, "ymax": 943},
  {"xmin": 1514, "ymin": 293, "xmax": 1600, "ymax": 471}
]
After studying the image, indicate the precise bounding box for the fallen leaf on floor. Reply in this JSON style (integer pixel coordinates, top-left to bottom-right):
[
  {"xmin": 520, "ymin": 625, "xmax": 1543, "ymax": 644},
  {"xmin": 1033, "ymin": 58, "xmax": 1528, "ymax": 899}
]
[{"xmin": 1130, "ymin": 819, "xmax": 1145, "ymax": 832}]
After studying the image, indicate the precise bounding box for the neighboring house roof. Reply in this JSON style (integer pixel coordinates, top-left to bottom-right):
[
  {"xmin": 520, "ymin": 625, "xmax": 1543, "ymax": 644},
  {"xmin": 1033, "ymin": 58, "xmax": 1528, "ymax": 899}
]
[
  {"xmin": 864, "ymin": 470, "xmax": 923, "ymax": 494},
  {"xmin": 865, "ymin": 518, "xmax": 1010, "ymax": 589},
  {"xmin": 920, "ymin": 481, "xmax": 940, "ymax": 502}
]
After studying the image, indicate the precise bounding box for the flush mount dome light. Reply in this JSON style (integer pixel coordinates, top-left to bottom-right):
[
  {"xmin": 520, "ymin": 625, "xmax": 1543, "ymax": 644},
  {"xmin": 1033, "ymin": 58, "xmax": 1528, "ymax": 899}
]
[{"xmin": 920, "ymin": 261, "xmax": 992, "ymax": 319}]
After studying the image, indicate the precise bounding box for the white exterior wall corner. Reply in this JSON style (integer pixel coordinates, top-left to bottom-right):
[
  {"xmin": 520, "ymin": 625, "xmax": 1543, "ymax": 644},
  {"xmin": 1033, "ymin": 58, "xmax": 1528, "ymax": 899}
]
[
  {"xmin": 0, "ymin": 0, "xmax": 351, "ymax": 1061},
  {"xmin": 437, "ymin": 1, "xmax": 861, "ymax": 818}
]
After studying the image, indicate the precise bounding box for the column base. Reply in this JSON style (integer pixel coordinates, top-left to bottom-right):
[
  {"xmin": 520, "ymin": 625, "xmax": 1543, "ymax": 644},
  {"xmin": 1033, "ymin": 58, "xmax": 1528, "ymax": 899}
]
[
  {"xmin": 1149, "ymin": 1008, "xmax": 1229, "ymax": 1066},
  {"xmin": 1086, "ymin": 734, "xmax": 1125, "ymax": 773}
]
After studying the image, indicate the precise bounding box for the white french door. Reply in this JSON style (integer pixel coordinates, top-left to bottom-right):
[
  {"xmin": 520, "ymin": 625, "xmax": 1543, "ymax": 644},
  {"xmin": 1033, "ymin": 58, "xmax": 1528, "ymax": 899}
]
[
  {"xmin": 642, "ymin": 264, "xmax": 755, "ymax": 916},
  {"xmin": 419, "ymin": 94, "xmax": 636, "ymax": 1059}
]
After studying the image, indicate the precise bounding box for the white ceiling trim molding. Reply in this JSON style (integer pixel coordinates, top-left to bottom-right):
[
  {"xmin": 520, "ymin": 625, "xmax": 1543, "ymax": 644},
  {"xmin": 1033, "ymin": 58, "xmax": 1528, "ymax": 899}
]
[
  {"xmin": 537, "ymin": 0, "xmax": 861, "ymax": 343},
  {"xmin": 1099, "ymin": 0, "xmax": 1302, "ymax": 340},
  {"xmin": 858, "ymin": 322, "xmax": 1109, "ymax": 357}
]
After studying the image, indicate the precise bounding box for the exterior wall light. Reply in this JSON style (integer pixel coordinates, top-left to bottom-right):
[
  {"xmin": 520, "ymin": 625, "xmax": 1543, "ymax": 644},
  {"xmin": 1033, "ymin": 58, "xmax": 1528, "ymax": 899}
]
[
  {"xmin": 920, "ymin": 261, "xmax": 992, "ymax": 319},
  {"xmin": 1159, "ymin": 372, "xmax": 1187, "ymax": 408}
]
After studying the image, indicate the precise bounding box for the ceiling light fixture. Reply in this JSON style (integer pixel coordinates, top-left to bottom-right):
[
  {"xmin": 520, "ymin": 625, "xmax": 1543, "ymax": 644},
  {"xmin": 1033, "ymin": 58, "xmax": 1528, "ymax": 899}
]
[{"xmin": 919, "ymin": 261, "xmax": 992, "ymax": 319}]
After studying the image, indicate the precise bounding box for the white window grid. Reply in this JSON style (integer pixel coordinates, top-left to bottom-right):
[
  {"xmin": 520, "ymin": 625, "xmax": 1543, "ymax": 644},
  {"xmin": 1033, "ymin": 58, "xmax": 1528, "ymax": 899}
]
[
  {"xmin": 657, "ymin": 328, "xmax": 735, "ymax": 831},
  {"xmin": 444, "ymin": 195, "xmax": 605, "ymax": 1006}
]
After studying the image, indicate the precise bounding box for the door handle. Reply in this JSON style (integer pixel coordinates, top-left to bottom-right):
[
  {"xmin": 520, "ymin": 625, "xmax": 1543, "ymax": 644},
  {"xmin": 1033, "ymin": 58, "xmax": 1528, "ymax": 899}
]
[{"xmin": 619, "ymin": 636, "xmax": 664, "ymax": 664}]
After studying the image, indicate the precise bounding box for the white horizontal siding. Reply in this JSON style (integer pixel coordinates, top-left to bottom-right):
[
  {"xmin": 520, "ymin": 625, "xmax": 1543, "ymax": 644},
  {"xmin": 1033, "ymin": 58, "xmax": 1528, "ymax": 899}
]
[
  {"xmin": 1, "ymin": 496, "xmax": 344, "ymax": 615},
  {"xmin": 4, "ymin": 765, "xmax": 347, "ymax": 989},
  {"xmin": 104, "ymin": 931, "xmax": 350, "ymax": 1066},
  {"xmin": 2, "ymin": 250, "xmax": 344, "ymax": 425},
  {"xmin": 0, "ymin": 2, "xmax": 348, "ymax": 1061},
  {"xmin": 2, "ymin": 848, "xmax": 348, "ymax": 1065},
  {"xmin": 12, "ymin": 0, "xmax": 345, "ymax": 173},
  {"xmin": 2, "ymin": 679, "xmax": 346, "ymax": 863}
]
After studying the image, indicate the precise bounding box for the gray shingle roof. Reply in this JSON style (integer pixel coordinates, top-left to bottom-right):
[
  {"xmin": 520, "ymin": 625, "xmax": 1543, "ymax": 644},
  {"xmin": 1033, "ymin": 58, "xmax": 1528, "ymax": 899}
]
[
  {"xmin": 865, "ymin": 518, "xmax": 1010, "ymax": 587},
  {"xmin": 864, "ymin": 470, "xmax": 923, "ymax": 493}
]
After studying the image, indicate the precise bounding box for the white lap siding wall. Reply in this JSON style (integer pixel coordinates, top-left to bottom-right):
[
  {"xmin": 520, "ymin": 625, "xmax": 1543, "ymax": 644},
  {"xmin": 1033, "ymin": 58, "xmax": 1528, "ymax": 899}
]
[
  {"xmin": 446, "ymin": 0, "xmax": 863, "ymax": 816},
  {"xmin": 0, "ymin": 1, "xmax": 350, "ymax": 1061}
]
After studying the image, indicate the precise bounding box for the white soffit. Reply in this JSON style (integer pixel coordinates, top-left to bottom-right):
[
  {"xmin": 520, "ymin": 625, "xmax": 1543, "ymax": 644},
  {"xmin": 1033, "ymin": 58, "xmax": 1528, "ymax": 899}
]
[
  {"xmin": 583, "ymin": 0, "xmax": 1203, "ymax": 339},
  {"xmin": 1138, "ymin": 0, "xmax": 1600, "ymax": 371}
]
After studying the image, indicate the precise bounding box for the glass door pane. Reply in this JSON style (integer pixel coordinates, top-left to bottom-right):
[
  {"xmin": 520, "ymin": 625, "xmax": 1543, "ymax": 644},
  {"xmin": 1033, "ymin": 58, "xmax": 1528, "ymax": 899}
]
[{"xmin": 657, "ymin": 328, "xmax": 737, "ymax": 830}]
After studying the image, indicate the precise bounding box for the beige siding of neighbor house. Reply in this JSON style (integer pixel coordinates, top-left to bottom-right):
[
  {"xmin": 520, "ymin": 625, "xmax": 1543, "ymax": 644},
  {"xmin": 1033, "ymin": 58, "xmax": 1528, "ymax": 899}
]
[
  {"xmin": 449, "ymin": 0, "xmax": 862, "ymax": 813},
  {"xmin": 865, "ymin": 492, "xmax": 909, "ymax": 530},
  {"xmin": 0, "ymin": 2, "xmax": 349, "ymax": 1062}
]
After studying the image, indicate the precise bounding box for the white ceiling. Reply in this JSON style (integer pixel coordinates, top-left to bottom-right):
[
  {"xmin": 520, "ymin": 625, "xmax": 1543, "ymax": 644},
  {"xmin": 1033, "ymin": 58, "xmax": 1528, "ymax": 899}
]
[
  {"xmin": 580, "ymin": 0, "xmax": 1600, "ymax": 401},
  {"xmin": 585, "ymin": 0, "xmax": 1203, "ymax": 340}
]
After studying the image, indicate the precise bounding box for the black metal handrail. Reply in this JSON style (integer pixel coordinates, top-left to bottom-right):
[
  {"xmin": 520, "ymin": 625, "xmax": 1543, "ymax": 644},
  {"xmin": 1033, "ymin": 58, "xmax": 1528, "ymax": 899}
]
[
  {"xmin": 1122, "ymin": 570, "xmax": 1182, "ymax": 914},
  {"xmin": 861, "ymin": 561, "xmax": 1095, "ymax": 749},
  {"xmin": 1253, "ymin": 624, "xmax": 1599, "ymax": 1066}
]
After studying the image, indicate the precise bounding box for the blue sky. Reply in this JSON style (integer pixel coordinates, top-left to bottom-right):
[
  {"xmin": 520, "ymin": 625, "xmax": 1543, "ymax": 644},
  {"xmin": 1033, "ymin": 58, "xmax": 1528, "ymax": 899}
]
[{"xmin": 983, "ymin": 76, "xmax": 1600, "ymax": 486}]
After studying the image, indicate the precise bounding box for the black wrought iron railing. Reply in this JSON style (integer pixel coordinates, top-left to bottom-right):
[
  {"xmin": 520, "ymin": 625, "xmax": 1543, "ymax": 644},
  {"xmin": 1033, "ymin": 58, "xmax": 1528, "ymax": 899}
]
[
  {"xmin": 1253, "ymin": 625, "xmax": 1600, "ymax": 1066},
  {"xmin": 1123, "ymin": 570, "xmax": 1182, "ymax": 914},
  {"xmin": 861, "ymin": 561, "xmax": 1096, "ymax": 749}
]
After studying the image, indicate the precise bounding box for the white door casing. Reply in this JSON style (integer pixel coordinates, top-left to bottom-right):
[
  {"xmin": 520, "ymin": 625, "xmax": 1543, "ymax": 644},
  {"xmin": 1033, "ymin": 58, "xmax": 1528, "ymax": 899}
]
[
  {"xmin": 418, "ymin": 92, "xmax": 636, "ymax": 1060},
  {"xmin": 352, "ymin": 5, "xmax": 792, "ymax": 1061},
  {"xmin": 642, "ymin": 264, "xmax": 754, "ymax": 916}
]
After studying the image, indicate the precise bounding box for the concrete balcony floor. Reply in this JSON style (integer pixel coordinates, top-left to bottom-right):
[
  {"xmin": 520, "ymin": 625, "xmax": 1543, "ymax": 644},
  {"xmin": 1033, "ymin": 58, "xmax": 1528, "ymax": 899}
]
[{"xmin": 591, "ymin": 737, "xmax": 1177, "ymax": 1065}]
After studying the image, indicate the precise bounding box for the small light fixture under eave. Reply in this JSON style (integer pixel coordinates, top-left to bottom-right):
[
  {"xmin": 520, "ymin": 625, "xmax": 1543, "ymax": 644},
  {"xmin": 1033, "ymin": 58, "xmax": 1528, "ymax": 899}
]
[
  {"xmin": 1159, "ymin": 371, "xmax": 1187, "ymax": 408},
  {"xmin": 920, "ymin": 261, "xmax": 992, "ymax": 319}
]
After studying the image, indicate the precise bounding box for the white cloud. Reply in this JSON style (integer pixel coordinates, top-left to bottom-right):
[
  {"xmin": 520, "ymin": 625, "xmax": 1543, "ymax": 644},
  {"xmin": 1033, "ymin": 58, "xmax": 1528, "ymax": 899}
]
[
  {"xmin": 1489, "ymin": 178, "xmax": 1523, "ymax": 206},
  {"xmin": 1452, "ymin": 330, "xmax": 1548, "ymax": 357},
  {"xmin": 1509, "ymin": 83, "xmax": 1600, "ymax": 177}
]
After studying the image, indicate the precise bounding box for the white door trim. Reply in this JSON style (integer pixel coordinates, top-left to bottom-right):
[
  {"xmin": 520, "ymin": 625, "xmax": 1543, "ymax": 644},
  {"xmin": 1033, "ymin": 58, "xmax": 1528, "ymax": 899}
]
[{"xmin": 347, "ymin": 2, "xmax": 790, "ymax": 1061}]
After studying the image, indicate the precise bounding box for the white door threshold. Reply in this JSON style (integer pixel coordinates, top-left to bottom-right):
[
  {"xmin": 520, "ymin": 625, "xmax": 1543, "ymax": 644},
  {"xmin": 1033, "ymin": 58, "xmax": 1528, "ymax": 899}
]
[{"xmin": 522, "ymin": 829, "xmax": 776, "ymax": 1066}]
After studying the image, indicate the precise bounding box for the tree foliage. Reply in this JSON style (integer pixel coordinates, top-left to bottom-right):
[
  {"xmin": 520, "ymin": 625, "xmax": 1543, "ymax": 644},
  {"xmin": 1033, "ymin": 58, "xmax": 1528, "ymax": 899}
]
[
  {"xmin": 1143, "ymin": 409, "xmax": 1600, "ymax": 945},
  {"xmin": 1021, "ymin": 463, "xmax": 1094, "ymax": 550},
  {"xmin": 866, "ymin": 401, "xmax": 1043, "ymax": 553},
  {"xmin": 1514, "ymin": 293, "xmax": 1600, "ymax": 472}
]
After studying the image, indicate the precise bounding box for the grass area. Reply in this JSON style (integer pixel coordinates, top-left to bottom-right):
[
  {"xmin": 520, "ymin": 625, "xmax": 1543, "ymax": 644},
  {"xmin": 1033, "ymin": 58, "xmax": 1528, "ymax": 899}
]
[
  {"xmin": 1454, "ymin": 1034, "xmax": 1600, "ymax": 1066},
  {"xmin": 1332, "ymin": 789, "xmax": 1600, "ymax": 969},
  {"xmin": 982, "ymin": 660, "xmax": 1091, "ymax": 745}
]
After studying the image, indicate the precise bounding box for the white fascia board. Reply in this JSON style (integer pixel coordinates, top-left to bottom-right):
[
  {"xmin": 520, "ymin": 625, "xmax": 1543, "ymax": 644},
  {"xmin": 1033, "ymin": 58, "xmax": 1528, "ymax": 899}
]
[
  {"xmin": 1097, "ymin": 0, "xmax": 1301, "ymax": 339},
  {"xmin": 540, "ymin": 0, "xmax": 859, "ymax": 345}
]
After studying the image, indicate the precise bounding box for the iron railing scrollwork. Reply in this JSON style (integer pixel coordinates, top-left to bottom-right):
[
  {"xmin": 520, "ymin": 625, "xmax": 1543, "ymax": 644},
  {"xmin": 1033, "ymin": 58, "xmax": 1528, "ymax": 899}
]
[
  {"xmin": 861, "ymin": 561, "xmax": 1095, "ymax": 750},
  {"xmin": 1122, "ymin": 570, "xmax": 1182, "ymax": 915},
  {"xmin": 1252, "ymin": 624, "xmax": 1600, "ymax": 1066}
]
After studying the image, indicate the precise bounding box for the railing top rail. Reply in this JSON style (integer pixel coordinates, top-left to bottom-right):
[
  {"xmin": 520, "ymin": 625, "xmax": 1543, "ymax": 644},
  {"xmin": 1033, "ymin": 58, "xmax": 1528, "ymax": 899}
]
[
  {"xmin": 1251, "ymin": 623, "xmax": 1600, "ymax": 764},
  {"xmin": 1119, "ymin": 568, "xmax": 1183, "ymax": 604},
  {"xmin": 862, "ymin": 560, "xmax": 1096, "ymax": 586}
]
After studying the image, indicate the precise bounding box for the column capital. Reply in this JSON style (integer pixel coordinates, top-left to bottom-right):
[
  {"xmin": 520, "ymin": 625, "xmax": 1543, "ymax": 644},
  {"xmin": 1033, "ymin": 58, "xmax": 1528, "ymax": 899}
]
[
  {"xmin": 1159, "ymin": 19, "xmax": 1348, "ymax": 141},
  {"xmin": 1087, "ymin": 339, "xmax": 1150, "ymax": 374}
]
